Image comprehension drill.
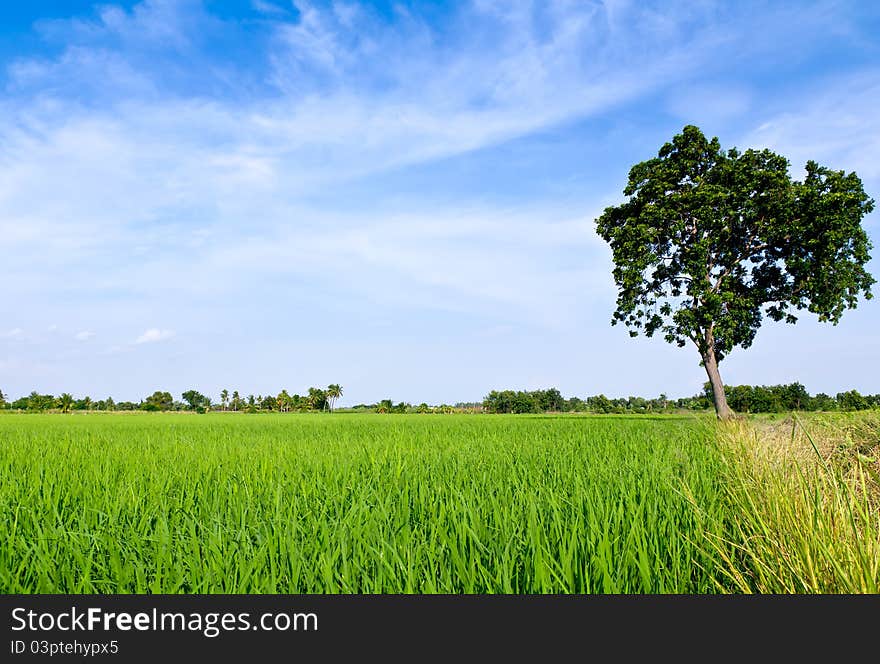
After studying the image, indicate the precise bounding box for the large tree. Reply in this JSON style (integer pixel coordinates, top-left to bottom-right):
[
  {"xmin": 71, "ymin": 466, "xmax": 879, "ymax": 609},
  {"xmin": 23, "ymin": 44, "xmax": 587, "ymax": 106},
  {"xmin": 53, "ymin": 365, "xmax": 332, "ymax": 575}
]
[
  {"xmin": 596, "ymin": 125, "xmax": 874, "ymax": 419},
  {"xmin": 144, "ymin": 390, "xmax": 174, "ymax": 411},
  {"xmin": 181, "ymin": 390, "xmax": 207, "ymax": 411}
]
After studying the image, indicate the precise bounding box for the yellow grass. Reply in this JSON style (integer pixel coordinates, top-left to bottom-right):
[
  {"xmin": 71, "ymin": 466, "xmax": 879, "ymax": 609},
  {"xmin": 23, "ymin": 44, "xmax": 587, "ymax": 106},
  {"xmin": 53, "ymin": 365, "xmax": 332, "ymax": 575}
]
[{"xmin": 706, "ymin": 412, "xmax": 880, "ymax": 593}]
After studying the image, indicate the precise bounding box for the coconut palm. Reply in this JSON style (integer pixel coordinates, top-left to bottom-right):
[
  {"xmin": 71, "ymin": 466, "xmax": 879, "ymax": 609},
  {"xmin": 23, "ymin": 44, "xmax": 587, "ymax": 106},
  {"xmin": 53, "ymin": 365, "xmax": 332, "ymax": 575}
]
[
  {"xmin": 307, "ymin": 387, "xmax": 327, "ymax": 411},
  {"xmin": 326, "ymin": 384, "xmax": 343, "ymax": 412},
  {"xmin": 59, "ymin": 393, "xmax": 74, "ymax": 413},
  {"xmin": 220, "ymin": 389, "xmax": 229, "ymax": 411},
  {"xmin": 277, "ymin": 390, "xmax": 289, "ymax": 412}
]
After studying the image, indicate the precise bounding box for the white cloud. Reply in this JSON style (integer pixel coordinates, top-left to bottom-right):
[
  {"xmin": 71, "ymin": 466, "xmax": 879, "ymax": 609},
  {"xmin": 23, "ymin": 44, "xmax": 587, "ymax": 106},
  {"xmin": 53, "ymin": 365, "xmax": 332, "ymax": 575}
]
[
  {"xmin": 252, "ymin": 1, "xmax": 287, "ymax": 17},
  {"xmin": 75, "ymin": 330, "xmax": 96, "ymax": 341},
  {"xmin": 135, "ymin": 328, "xmax": 175, "ymax": 344},
  {"xmin": 0, "ymin": 0, "xmax": 720, "ymax": 329},
  {"xmin": 2, "ymin": 328, "xmax": 24, "ymax": 339},
  {"xmin": 0, "ymin": 1, "xmax": 772, "ymax": 234},
  {"xmin": 740, "ymin": 71, "xmax": 880, "ymax": 183}
]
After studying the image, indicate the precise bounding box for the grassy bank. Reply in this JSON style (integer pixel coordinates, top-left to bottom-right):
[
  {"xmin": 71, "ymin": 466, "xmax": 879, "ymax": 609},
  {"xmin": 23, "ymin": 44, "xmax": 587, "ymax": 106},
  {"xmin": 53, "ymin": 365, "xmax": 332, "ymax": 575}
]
[{"xmin": 708, "ymin": 412, "xmax": 880, "ymax": 592}]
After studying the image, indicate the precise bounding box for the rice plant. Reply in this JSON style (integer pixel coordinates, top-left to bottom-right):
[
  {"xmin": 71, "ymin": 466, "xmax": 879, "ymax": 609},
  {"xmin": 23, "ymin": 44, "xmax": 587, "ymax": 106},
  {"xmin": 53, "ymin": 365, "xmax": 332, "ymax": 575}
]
[{"xmin": 0, "ymin": 413, "xmax": 729, "ymax": 593}]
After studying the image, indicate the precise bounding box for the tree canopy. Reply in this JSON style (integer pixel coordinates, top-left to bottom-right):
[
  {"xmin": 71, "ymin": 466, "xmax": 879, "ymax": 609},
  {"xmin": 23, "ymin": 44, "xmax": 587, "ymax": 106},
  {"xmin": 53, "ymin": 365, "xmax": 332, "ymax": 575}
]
[{"xmin": 596, "ymin": 125, "xmax": 874, "ymax": 418}]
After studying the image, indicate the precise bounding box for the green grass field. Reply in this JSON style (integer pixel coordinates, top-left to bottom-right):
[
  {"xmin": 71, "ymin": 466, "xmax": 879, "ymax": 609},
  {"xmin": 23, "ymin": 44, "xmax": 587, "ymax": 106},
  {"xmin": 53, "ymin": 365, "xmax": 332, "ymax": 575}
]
[{"xmin": 1, "ymin": 413, "xmax": 877, "ymax": 593}]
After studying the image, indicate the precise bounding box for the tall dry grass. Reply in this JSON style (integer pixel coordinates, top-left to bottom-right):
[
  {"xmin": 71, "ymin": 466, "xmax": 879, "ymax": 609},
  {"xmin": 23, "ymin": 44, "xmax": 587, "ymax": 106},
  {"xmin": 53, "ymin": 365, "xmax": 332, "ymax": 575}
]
[{"xmin": 706, "ymin": 412, "xmax": 880, "ymax": 593}]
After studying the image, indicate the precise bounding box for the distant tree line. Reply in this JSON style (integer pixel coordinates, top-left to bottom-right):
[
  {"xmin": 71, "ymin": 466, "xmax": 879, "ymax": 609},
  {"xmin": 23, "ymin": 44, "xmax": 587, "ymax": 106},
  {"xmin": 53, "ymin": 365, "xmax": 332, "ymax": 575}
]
[
  {"xmin": 347, "ymin": 400, "xmax": 457, "ymax": 414},
  {"xmin": 0, "ymin": 385, "xmax": 343, "ymax": 414},
  {"xmin": 2, "ymin": 382, "xmax": 878, "ymax": 415},
  {"xmin": 708, "ymin": 383, "xmax": 879, "ymax": 413},
  {"xmin": 482, "ymin": 384, "xmax": 880, "ymax": 414}
]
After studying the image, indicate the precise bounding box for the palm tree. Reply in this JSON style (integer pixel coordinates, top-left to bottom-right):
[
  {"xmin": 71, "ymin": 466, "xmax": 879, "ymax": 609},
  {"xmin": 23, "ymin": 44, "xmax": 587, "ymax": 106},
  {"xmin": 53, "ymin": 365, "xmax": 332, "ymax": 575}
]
[
  {"xmin": 231, "ymin": 390, "xmax": 240, "ymax": 411},
  {"xmin": 220, "ymin": 389, "xmax": 229, "ymax": 411},
  {"xmin": 326, "ymin": 384, "xmax": 343, "ymax": 412},
  {"xmin": 306, "ymin": 387, "xmax": 327, "ymax": 411},
  {"xmin": 59, "ymin": 393, "xmax": 74, "ymax": 413}
]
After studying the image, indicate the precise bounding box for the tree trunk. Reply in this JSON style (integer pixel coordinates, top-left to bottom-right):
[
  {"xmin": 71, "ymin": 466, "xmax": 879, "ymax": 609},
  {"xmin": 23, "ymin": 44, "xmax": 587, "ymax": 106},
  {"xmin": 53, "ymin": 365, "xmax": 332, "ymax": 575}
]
[{"xmin": 701, "ymin": 346, "xmax": 734, "ymax": 420}]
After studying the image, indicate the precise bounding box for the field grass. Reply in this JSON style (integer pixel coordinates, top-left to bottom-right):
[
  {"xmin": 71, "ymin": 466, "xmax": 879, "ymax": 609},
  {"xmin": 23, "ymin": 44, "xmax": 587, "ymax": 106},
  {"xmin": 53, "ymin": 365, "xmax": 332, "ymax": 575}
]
[
  {"xmin": 1, "ymin": 413, "xmax": 733, "ymax": 593},
  {"xmin": 1, "ymin": 412, "xmax": 877, "ymax": 593}
]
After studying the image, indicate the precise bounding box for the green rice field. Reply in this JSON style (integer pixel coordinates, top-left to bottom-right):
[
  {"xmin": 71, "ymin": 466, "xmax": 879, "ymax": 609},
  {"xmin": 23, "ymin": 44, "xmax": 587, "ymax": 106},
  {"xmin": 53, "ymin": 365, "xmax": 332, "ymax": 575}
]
[{"xmin": 1, "ymin": 413, "xmax": 877, "ymax": 593}]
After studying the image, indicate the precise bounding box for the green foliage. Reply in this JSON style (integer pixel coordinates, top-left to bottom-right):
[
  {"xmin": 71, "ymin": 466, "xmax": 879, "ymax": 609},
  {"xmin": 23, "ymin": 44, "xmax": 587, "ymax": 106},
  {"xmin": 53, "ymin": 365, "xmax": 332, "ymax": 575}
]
[
  {"xmin": 596, "ymin": 125, "xmax": 875, "ymax": 419},
  {"xmin": 2, "ymin": 383, "xmax": 876, "ymax": 416},
  {"xmin": 143, "ymin": 391, "xmax": 174, "ymax": 411},
  {"xmin": 326, "ymin": 384, "xmax": 343, "ymax": 412},
  {"xmin": 485, "ymin": 389, "xmax": 692, "ymax": 414},
  {"xmin": 596, "ymin": 125, "xmax": 874, "ymax": 363},
  {"xmin": 709, "ymin": 381, "xmax": 809, "ymax": 413},
  {"xmin": 374, "ymin": 399, "xmax": 408, "ymax": 414},
  {"xmin": 74, "ymin": 396, "xmax": 93, "ymax": 411},
  {"xmin": 482, "ymin": 389, "xmax": 549, "ymax": 413},
  {"xmin": 307, "ymin": 387, "xmax": 328, "ymax": 412},
  {"xmin": 836, "ymin": 389, "xmax": 871, "ymax": 411},
  {"xmin": 704, "ymin": 382, "xmax": 879, "ymax": 413},
  {"xmin": 58, "ymin": 393, "xmax": 74, "ymax": 414},
  {"xmin": 24, "ymin": 392, "xmax": 56, "ymax": 412},
  {"xmin": 485, "ymin": 390, "xmax": 537, "ymax": 413},
  {"xmin": 181, "ymin": 390, "xmax": 209, "ymax": 411}
]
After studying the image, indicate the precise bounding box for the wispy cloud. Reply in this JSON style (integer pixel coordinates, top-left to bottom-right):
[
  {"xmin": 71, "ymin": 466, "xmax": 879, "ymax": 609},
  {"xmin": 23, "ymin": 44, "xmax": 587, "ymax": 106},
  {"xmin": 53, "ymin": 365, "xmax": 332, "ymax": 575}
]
[
  {"xmin": 135, "ymin": 328, "xmax": 174, "ymax": 344},
  {"xmin": 2, "ymin": 328, "xmax": 24, "ymax": 339},
  {"xmin": 741, "ymin": 71, "xmax": 880, "ymax": 182},
  {"xmin": 252, "ymin": 1, "xmax": 288, "ymax": 17},
  {"xmin": 0, "ymin": 0, "xmax": 877, "ymax": 400},
  {"xmin": 74, "ymin": 330, "xmax": 96, "ymax": 341},
  {"xmin": 0, "ymin": 0, "xmax": 816, "ymax": 225},
  {"xmin": 2, "ymin": 1, "xmax": 849, "ymax": 315}
]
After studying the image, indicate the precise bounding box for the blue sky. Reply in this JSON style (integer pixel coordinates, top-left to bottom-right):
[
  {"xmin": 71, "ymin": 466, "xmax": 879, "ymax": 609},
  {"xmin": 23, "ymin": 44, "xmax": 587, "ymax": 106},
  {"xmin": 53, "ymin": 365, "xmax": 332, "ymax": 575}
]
[{"xmin": 1, "ymin": 0, "xmax": 879, "ymax": 405}]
